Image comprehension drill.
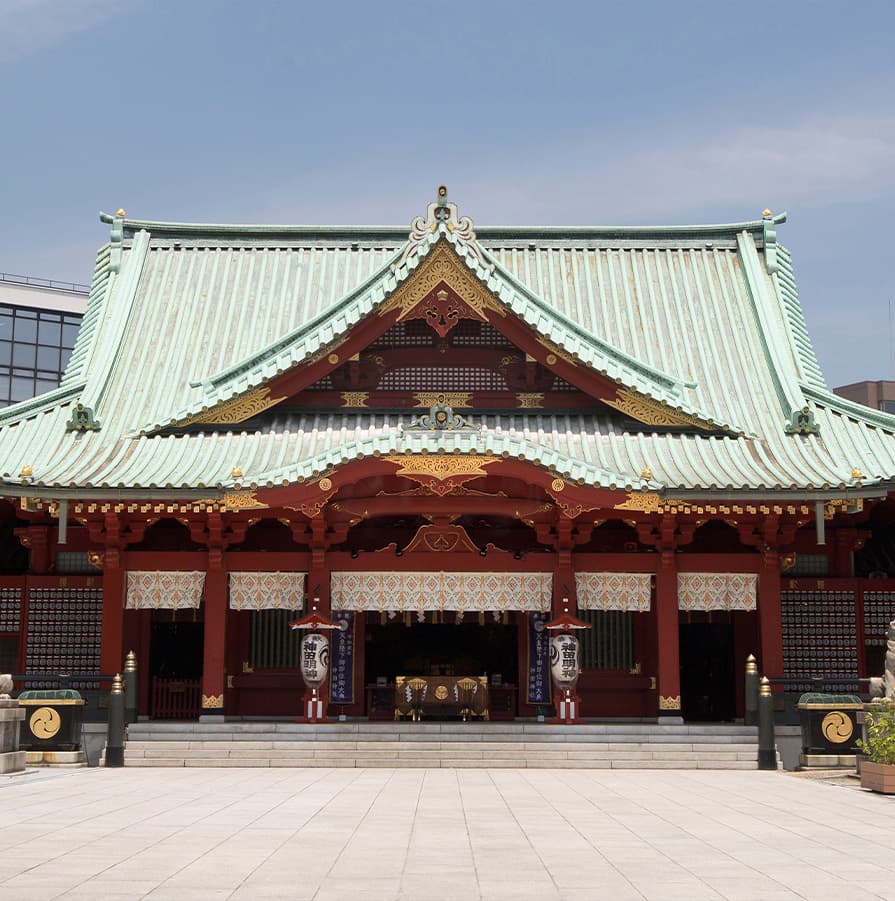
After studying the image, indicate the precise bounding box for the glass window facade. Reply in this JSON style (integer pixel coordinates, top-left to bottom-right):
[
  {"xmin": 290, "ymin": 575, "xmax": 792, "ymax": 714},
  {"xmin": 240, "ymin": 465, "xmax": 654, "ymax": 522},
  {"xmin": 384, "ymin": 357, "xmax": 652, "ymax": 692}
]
[{"xmin": 0, "ymin": 304, "xmax": 82, "ymax": 407}]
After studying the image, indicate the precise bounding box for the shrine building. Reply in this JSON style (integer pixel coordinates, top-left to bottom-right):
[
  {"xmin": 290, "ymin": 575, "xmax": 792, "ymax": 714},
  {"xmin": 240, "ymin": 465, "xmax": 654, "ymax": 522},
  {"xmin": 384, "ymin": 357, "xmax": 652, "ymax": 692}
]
[{"xmin": 1, "ymin": 188, "xmax": 894, "ymax": 724}]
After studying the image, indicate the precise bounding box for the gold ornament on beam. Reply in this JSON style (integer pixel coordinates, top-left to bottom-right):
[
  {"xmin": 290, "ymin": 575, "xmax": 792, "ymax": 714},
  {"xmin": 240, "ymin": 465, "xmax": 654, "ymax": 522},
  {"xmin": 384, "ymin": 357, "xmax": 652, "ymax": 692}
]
[
  {"xmin": 201, "ymin": 694, "xmax": 224, "ymax": 709},
  {"xmin": 614, "ymin": 492, "xmax": 664, "ymax": 513},
  {"xmin": 221, "ymin": 492, "xmax": 268, "ymax": 511},
  {"xmin": 516, "ymin": 393, "xmax": 544, "ymax": 408},
  {"xmin": 413, "ymin": 391, "xmax": 472, "ymax": 409}
]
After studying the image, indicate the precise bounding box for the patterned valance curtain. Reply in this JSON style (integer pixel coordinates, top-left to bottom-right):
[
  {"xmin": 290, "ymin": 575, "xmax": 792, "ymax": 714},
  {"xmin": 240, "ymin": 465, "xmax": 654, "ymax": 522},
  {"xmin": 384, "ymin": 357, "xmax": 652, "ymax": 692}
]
[
  {"xmin": 229, "ymin": 572, "xmax": 306, "ymax": 611},
  {"xmin": 126, "ymin": 571, "xmax": 205, "ymax": 610},
  {"xmin": 678, "ymin": 573, "xmax": 758, "ymax": 612},
  {"xmin": 575, "ymin": 573, "xmax": 652, "ymax": 612},
  {"xmin": 331, "ymin": 571, "xmax": 551, "ymax": 614}
]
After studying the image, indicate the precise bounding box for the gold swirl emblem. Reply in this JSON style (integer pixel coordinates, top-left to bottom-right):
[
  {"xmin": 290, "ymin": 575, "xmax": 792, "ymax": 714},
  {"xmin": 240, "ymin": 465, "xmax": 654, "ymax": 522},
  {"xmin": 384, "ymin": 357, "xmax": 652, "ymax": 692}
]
[
  {"xmin": 551, "ymin": 478, "xmax": 565, "ymax": 492},
  {"xmin": 434, "ymin": 684, "xmax": 449, "ymax": 700},
  {"xmin": 821, "ymin": 711, "xmax": 853, "ymax": 744},
  {"xmin": 30, "ymin": 706, "xmax": 61, "ymax": 739},
  {"xmin": 318, "ymin": 477, "xmax": 333, "ymax": 491}
]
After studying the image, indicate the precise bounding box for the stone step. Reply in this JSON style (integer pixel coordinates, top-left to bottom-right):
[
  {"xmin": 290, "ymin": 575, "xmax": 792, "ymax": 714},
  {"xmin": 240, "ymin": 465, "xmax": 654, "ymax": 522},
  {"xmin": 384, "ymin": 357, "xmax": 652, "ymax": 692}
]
[{"xmin": 122, "ymin": 722, "xmax": 759, "ymax": 769}]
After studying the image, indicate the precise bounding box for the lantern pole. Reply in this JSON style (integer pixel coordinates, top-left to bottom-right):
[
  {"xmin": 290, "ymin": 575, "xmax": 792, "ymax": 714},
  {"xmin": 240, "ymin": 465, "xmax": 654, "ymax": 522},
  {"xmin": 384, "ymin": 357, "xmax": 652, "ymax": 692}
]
[{"xmin": 544, "ymin": 598, "xmax": 592, "ymax": 725}]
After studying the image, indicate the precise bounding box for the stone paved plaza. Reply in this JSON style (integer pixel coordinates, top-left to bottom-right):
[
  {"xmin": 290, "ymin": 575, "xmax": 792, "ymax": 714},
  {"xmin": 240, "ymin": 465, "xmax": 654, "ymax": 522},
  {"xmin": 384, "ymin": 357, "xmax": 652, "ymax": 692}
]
[{"xmin": 0, "ymin": 768, "xmax": 894, "ymax": 900}]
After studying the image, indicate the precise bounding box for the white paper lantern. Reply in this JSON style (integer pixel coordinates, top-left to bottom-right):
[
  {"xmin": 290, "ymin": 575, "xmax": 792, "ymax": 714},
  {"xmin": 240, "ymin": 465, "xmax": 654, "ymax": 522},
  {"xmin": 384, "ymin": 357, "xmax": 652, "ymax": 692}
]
[
  {"xmin": 300, "ymin": 633, "xmax": 330, "ymax": 688},
  {"xmin": 550, "ymin": 634, "xmax": 580, "ymax": 687}
]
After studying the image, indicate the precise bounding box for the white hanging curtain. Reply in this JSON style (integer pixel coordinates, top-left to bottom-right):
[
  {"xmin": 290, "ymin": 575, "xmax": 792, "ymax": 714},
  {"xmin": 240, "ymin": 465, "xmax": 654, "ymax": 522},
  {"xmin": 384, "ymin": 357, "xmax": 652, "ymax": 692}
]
[
  {"xmin": 331, "ymin": 571, "xmax": 551, "ymax": 614},
  {"xmin": 126, "ymin": 571, "xmax": 205, "ymax": 610},
  {"xmin": 229, "ymin": 572, "xmax": 306, "ymax": 611},
  {"xmin": 678, "ymin": 573, "xmax": 758, "ymax": 612},
  {"xmin": 575, "ymin": 572, "xmax": 652, "ymax": 612}
]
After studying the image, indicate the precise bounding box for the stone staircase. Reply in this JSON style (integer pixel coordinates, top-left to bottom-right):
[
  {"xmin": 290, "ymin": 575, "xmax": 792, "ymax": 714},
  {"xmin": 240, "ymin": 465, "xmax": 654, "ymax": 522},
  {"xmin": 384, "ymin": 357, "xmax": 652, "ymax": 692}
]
[{"xmin": 122, "ymin": 721, "xmax": 760, "ymax": 769}]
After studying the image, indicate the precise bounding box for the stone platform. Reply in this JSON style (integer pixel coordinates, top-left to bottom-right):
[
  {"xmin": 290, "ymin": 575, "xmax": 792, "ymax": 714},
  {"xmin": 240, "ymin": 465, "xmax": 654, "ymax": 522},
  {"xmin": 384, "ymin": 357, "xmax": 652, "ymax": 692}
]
[
  {"xmin": 123, "ymin": 721, "xmax": 761, "ymax": 769},
  {"xmin": 25, "ymin": 749, "xmax": 87, "ymax": 768}
]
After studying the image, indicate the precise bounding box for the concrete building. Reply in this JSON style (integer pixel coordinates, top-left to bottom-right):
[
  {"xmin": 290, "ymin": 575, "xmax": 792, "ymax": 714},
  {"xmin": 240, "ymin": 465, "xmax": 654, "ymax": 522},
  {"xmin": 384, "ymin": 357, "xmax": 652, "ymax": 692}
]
[
  {"xmin": 834, "ymin": 380, "xmax": 895, "ymax": 415},
  {"xmin": 0, "ymin": 272, "xmax": 87, "ymax": 407}
]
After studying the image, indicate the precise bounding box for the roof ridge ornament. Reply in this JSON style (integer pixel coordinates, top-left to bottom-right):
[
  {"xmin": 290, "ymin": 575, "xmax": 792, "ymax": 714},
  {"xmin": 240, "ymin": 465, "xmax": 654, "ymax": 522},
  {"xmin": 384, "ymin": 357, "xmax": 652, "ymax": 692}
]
[
  {"xmin": 762, "ymin": 208, "xmax": 778, "ymax": 274},
  {"xmin": 785, "ymin": 405, "xmax": 820, "ymax": 435},
  {"xmin": 393, "ymin": 186, "xmax": 493, "ymax": 273},
  {"xmin": 402, "ymin": 395, "xmax": 481, "ymax": 432}
]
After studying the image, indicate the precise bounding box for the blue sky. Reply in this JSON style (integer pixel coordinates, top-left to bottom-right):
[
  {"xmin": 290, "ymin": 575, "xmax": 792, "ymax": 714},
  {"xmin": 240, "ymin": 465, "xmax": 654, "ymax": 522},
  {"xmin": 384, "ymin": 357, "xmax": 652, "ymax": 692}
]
[{"xmin": 1, "ymin": 0, "xmax": 892, "ymax": 387}]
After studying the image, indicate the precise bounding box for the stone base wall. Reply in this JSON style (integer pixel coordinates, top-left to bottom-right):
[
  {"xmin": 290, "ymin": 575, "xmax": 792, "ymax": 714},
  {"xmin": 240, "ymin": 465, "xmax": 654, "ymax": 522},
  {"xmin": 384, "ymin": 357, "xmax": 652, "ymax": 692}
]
[{"xmin": 0, "ymin": 698, "xmax": 26, "ymax": 775}]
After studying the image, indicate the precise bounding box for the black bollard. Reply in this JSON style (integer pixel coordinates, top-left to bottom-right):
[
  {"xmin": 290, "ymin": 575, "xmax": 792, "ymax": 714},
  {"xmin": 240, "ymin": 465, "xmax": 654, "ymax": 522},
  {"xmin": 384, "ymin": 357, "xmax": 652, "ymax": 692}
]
[
  {"xmin": 123, "ymin": 650, "xmax": 138, "ymax": 725},
  {"xmin": 744, "ymin": 654, "xmax": 758, "ymax": 726},
  {"xmin": 105, "ymin": 673, "xmax": 125, "ymax": 767},
  {"xmin": 757, "ymin": 676, "xmax": 777, "ymax": 770}
]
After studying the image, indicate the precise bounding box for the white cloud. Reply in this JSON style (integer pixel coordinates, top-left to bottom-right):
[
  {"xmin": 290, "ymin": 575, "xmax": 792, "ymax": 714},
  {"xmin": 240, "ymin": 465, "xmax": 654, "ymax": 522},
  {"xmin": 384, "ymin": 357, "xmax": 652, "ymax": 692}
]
[
  {"xmin": 613, "ymin": 116, "xmax": 895, "ymax": 217},
  {"xmin": 0, "ymin": 0, "xmax": 126, "ymax": 65},
  {"xmin": 257, "ymin": 111, "xmax": 895, "ymax": 227}
]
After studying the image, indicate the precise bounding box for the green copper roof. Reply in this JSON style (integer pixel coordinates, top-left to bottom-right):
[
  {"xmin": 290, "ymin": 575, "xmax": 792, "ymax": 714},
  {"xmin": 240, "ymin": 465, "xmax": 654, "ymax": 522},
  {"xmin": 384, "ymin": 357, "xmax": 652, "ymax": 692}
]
[{"xmin": 0, "ymin": 201, "xmax": 893, "ymax": 499}]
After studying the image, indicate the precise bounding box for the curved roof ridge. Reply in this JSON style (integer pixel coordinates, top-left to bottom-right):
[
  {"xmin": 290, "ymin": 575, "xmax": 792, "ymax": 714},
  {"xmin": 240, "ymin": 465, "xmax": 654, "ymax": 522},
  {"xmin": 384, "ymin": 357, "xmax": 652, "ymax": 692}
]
[{"xmin": 100, "ymin": 210, "xmax": 787, "ymax": 240}]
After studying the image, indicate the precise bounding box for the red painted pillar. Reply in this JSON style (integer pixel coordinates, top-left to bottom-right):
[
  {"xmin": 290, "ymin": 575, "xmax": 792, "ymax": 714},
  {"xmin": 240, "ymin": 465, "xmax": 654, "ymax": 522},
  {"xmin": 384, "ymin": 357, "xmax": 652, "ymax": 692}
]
[
  {"xmin": 758, "ymin": 548, "xmax": 783, "ymax": 685},
  {"xmin": 200, "ymin": 550, "xmax": 228, "ymax": 718},
  {"xmin": 100, "ymin": 547, "xmax": 125, "ymax": 678},
  {"xmin": 655, "ymin": 549, "xmax": 682, "ymax": 719}
]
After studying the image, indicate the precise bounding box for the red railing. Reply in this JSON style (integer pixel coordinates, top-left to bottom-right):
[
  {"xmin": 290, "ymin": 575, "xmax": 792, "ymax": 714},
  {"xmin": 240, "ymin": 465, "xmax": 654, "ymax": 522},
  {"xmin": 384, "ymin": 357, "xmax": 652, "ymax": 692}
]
[{"xmin": 151, "ymin": 678, "xmax": 201, "ymax": 719}]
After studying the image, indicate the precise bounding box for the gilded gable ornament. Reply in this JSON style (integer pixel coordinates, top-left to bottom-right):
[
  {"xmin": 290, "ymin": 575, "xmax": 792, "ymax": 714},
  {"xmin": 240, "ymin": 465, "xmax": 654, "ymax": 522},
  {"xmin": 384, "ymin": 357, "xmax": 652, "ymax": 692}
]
[
  {"xmin": 379, "ymin": 240, "xmax": 506, "ymax": 325},
  {"xmin": 604, "ymin": 387, "xmax": 716, "ymax": 431}
]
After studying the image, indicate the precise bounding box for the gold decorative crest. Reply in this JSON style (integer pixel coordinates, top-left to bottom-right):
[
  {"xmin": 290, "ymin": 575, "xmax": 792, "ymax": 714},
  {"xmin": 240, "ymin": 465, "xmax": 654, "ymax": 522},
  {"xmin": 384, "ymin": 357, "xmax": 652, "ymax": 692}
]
[
  {"xmin": 341, "ymin": 392, "xmax": 369, "ymax": 407},
  {"xmin": 413, "ymin": 391, "xmax": 472, "ymax": 409},
  {"xmin": 178, "ymin": 386, "xmax": 286, "ymax": 427},
  {"xmin": 659, "ymin": 695, "xmax": 682, "ymax": 710},
  {"xmin": 201, "ymin": 694, "xmax": 224, "ymax": 709},
  {"xmin": 551, "ymin": 478, "xmax": 565, "ymax": 492},
  {"xmin": 318, "ymin": 477, "xmax": 333, "ymax": 491},
  {"xmin": 378, "ymin": 240, "xmax": 506, "ymax": 322},
  {"xmin": 604, "ymin": 387, "xmax": 716, "ymax": 431},
  {"xmin": 517, "ymin": 393, "xmax": 544, "ymax": 408}
]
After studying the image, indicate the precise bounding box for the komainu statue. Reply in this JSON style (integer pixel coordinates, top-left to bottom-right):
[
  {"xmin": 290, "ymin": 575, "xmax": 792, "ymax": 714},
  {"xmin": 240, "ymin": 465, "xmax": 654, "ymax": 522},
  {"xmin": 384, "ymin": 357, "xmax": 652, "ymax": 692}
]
[
  {"xmin": 869, "ymin": 619, "xmax": 895, "ymax": 700},
  {"xmin": 0, "ymin": 674, "xmax": 12, "ymax": 698}
]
